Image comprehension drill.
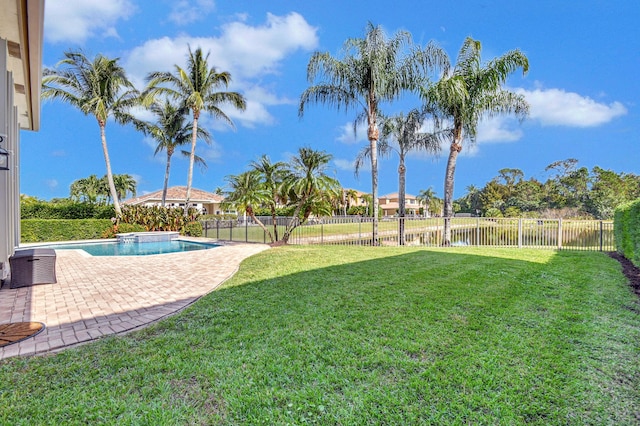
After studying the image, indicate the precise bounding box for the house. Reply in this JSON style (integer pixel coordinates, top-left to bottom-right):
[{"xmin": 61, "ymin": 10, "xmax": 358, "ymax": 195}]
[
  {"xmin": 378, "ymin": 192, "xmax": 425, "ymax": 217},
  {"xmin": 123, "ymin": 186, "xmax": 227, "ymax": 215},
  {"xmin": 0, "ymin": 1, "xmax": 45, "ymax": 279}
]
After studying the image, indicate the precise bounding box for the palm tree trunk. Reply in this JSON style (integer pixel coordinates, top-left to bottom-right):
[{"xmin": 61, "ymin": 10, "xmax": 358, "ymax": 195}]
[
  {"xmin": 185, "ymin": 112, "xmax": 199, "ymax": 217},
  {"xmin": 443, "ymin": 141, "xmax": 461, "ymax": 246},
  {"xmin": 369, "ymin": 124, "xmax": 379, "ymax": 246},
  {"xmin": 247, "ymin": 206, "xmax": 274, "ymax": 243},
  {"xmin": 270, "ymin": 203, "xmax": 279, "ymax": 241},
  {"xmin": 398, "ymin": 159, "xmax": 406, "ymax": 246},
  {"xmin": 99, "ymin": 122, "xmax": 122, "ymax": 216},
  {"xmin": 162, "ymin": 150, "xmax": 173, "ymax": 207}
]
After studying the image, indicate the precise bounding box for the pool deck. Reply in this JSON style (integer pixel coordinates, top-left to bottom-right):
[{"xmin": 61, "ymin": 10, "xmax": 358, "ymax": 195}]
[{"xmin": 0, "ymin": 239, "xmax": 269, "ymax": 360}]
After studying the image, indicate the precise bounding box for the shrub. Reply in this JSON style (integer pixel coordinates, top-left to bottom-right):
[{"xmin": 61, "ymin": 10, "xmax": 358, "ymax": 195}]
[
  {"xmin": 614, "ymin": 199, "xmax": 640, "ymax": 267},
  {"xmin": 21, "ymin": 219, "xmax": 113, "ymax": 243},
  {"xmin": 485, "ymin": 207, "xmax": 503, "ymax": 218},
  {"xmin": 21, "ymin": 201, "xmax": 115, "ymax": 219},
  {"xmin": 182, "ymin": 221, "xmax": 203, "ymax": 237}
]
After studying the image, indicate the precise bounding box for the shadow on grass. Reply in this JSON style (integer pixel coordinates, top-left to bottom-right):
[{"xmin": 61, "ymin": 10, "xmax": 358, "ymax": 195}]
[{"xmin": 0, "ymin": 247, "xmax": 638, "ymax": 425}]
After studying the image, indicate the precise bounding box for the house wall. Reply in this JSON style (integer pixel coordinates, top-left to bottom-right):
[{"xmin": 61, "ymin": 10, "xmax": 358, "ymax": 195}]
[{"xmin": 0, "ymin": 38, "xmax": 21, "ymax": 280}]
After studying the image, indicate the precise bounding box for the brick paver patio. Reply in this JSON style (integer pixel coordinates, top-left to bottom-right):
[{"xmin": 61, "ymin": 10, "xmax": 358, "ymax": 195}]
[{"xmin": 0, "ymin": 241, "xmax": 269, "ymax": 359}]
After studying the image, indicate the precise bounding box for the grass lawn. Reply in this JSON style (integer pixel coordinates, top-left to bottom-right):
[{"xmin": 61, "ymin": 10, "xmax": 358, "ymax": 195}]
[{"xmin": 1, "ymin": 246, "xmax": 638, "ymax": 424}]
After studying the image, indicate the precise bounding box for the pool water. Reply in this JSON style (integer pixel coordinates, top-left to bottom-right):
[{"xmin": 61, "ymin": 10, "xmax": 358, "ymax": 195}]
[{"xmin": 45, "ymin": 240, "xmax": 219, "ymax": 256}]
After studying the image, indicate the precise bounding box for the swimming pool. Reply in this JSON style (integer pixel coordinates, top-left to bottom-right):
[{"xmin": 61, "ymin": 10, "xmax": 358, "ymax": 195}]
[{"xmin": 42, "ymin": 240, "xmax": 219, "ymax": 257}]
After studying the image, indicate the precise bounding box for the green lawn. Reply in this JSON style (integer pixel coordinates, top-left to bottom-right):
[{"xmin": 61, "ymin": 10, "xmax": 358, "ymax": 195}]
[{"xmin": 1, "ymin": 246, "xmax": 638, "ymax": 424}]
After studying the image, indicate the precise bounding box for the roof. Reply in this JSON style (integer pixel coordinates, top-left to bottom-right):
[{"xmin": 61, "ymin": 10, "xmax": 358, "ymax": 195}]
[
  {"xmin": 379, "ymin": 192, "xmax": 418, "ymax": 200},
  {"xmin": 0, "ymin": 0, "xmax": 45, "ymax": 130},
  {"xmin": 123, "ymin": 186, "xmax": 224, "ymax": 205}
]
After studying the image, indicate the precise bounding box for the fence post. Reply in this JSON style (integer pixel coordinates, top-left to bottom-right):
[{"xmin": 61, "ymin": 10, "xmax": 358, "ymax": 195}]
[
  {"xmin": 599, "ymin": 220, "xmax": 603, "ymax": 252},
  {"xmin": 476, "ymin": 217, "xmax": 480, "ymax": 247},
  {"xmin": 518, "ymin": 218, "xmax": 522, "ymax": 248},
  {"xmin": 245, "ymin": 219, "xmax": 248, "ymax": 242},
  {"xmin": 358, "ymin": 217, "xmax": 362, "ymax": 246},
  {"xmin": 321, "ymin": 221, "xmax": 324, "ymax": 244},
  {"xmin": 216, "ymin": 220, "xmax": 220, "ymax": 239},
  {"xmin": 557, "ymin": 218, "xmax": 563, "ymax": 249}
]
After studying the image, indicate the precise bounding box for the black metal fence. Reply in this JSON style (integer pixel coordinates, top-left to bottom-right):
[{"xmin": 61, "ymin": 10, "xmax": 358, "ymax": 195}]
[{"xmin": 201, "ymin": 216, "xmax": 616, "ymax": 251}]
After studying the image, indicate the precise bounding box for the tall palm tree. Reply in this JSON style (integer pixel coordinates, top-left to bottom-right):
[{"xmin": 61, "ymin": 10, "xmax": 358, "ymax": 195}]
[
  {"xmin": 133, "ymin": 100, "xmax": 211, "ymax": 206},
  {"xmin": 42, "ymin": 50, "xmax": 140, "ymax": 216},
  {"xmin": 223, "ymin": 171, "xmax": 275, "ymax": 242},
  {"xmin": 281, "ymin": 147, "xmax": 340, "ymax": 243},
  {"xmin": 250, "ymin": 155, "xmax": 288, "ymax": 241},
  {"xmin": 299, "ymin": 23, "xmax": 447, "ymax": 245},
  {"xmin": 422, "ymin": 37, "xmax": 529, "ymax": 245},
  {"xmin": 144, "ymin": 46, "xmax": 246, "ymax": 215},
  {"xmin": 355, "ymin": 109, "xmax": 444, "ymax": 244}
]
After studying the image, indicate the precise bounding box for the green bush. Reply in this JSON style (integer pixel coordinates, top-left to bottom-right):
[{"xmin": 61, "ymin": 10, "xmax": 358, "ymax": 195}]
[
  {"xmin": 21, "ymin": 219, "xmax": 113, "ymax": 243},
  {"xmin": 614, "ymin": 198, "xmax": 640, "ymax": 267},
  {"xmin": 21, "ymin": 201, "xmax": 115, "ymax": 219},
  {"xmin": 182, "ymin": 221, "xmax": 203, "ymax": 237}
]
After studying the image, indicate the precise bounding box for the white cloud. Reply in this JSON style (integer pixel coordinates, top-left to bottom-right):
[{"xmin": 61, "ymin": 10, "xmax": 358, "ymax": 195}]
[
  {"xmin": 336, "ymin": 122, "xmax": 367, "ymax": 144},
  {"xmin": 44, "ymin": 0, "xmax": 135, "ymax": 44},
  {"xmin": 334, "ymin": 158, "xmax": 359, "ymax": 172},
  {"xmin": 45, "ymin": 179, "xmax": 58, "ymax": 189},
  {"xmin": 516, "ymin": 87, "xmax": 627, "ymax": 127},
  {"xmin": 123, "ymin": 13, "xmax": 318, "ymax": 127},
  {"xmin": 477, "ymin": 117, "xmax": 524, "ymax": 144},
  {"xmin": 168, "ymin": 0, "xmax": 215, "ymax": 25}
]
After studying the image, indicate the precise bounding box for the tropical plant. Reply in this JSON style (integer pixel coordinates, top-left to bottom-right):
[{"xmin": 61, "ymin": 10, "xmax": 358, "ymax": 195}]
[
  {"xmin": 300, "ymin": 23, "xmax": 447, "ymax": 245},
  {"xmin": 224, "ymin": 171, "xmax": 275, "ymax": 242},
  {"xmin": 422, "ymin": 37, "xmax": 529, "ymax": 245},
  {"xmin": 417, "ymin": 187, "xmax": 438, "ymax": 217},
  {"xmin": 355, "ymin": 109, "xmax": 444, "ymax": 244},
  {"xmin": 70, "ymin": 175, "xmax": 104, "ymax": 204},
  {"xmin": 250, "ymin": 155, "xmax": 288, "ymax": 241},
  {"xmin": 281, "ymin": 147, "xmax": 341, "ymax": 243},
  {"xmin": 132, "ymin": 99, "xmax": 210, "ymax": 206},
  {"xmin": 144, "ymin": 46, "xmax": 246, "ymax": 215},
  {"xmin": 111, "ymin": 174, "xmax": 137, "ymax": 202},
  {"xmin": 42, "ymin": 50, "xmax": 140, "ymax": 216}
]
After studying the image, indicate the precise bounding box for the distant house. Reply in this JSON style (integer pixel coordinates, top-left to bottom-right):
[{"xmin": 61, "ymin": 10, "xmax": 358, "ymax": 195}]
[
  {"xmin": 123, "ymin": 186, "xmax": 227, "ymax": 215},
  {"xmin": 378, "ymin": 193, "xmax": 425, "ymax": 217}
]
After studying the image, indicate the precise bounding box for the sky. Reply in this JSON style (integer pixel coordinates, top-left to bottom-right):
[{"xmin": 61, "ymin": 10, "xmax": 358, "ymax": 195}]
[{"xmin": 19, "ymin": 0, "xmax": 640, "ymax": 201}]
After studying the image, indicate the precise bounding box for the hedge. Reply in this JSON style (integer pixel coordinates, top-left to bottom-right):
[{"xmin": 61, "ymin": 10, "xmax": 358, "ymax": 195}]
[
  {"xmin": 614, "ymin": 199, "xmax": 640, "ymax": 267},
  {"xmin": 21, "ymin": 202, "xmax": 115, "ymax": 220},
  {"xmin": 21, "ymin": 219, "xmax": 113, "ymax": 243}
]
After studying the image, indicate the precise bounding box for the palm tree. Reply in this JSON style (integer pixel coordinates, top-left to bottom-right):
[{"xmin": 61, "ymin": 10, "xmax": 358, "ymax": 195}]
[
  {"xmin": 422, "ymin": 37, "xmax": 529, "ymax": 245},
  {"xmin": 355, "ymin": 109, "xmax": 444, "ymax": 244},
  {"xmin": 223, "ymin": 171, "xmax": 275, "ymax": 242},
  {"xmin": 112, "ymin": 174, "xmax": 137, "ymax": 202},
  {"xmin": 250, "ymin": 155, "xmax": 288, "ymax": 241},
  {"xmin": 299, "ymin": 23, "xmax": 447, "ymax": 245},
  {"xmin": 345, "ymin": 188, "xmax": 359, "ymax": 214},
  {"xmin": 42, "ymin": 50, "xmax": 140, "ymax": 216},
  {"xmin": 144, "ymin": 46, "xmax": 246, "ymax": 215},
  {"xmin": 417, "ymin": 187, "xmax": 437, "ymax": 217},
  {"xmin": 70, "ymin": 175, "xmax": 102, "ymax": 204},
  {"xmin": 281, "ymin": 147, "xmax": 340, "ymax": 243},
  {"xmin": 133, "ymin": 100, "xmax": 211, "ymax": 206}
]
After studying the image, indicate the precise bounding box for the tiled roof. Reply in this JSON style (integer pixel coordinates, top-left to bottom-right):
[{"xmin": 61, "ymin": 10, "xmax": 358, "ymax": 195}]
[{"xmin": 123, "ymin": 186, "xmax": 224, "ymax": 205}]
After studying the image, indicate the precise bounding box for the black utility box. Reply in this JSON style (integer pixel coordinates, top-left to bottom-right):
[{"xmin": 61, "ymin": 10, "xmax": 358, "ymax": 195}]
[{"xmin": 9, "ymin": 249, "xmax": 57, "ymax": 289}]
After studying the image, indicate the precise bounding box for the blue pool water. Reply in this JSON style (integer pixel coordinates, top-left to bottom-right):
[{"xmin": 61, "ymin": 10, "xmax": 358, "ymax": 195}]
[{"xmin": 43, "ymin": 240, "xmax": 219, "ymax": 257}]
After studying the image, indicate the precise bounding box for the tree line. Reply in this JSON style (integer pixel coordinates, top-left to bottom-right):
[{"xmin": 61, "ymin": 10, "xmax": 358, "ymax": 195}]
[{"xmin": 454, "ymin": 159, "xmax": 640, "ymax": 220}]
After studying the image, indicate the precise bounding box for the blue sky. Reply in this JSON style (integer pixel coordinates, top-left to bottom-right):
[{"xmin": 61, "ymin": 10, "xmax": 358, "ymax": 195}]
[{"xmin": 21, "ymin": 0, "xmax": 639, "ymax": 201}]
